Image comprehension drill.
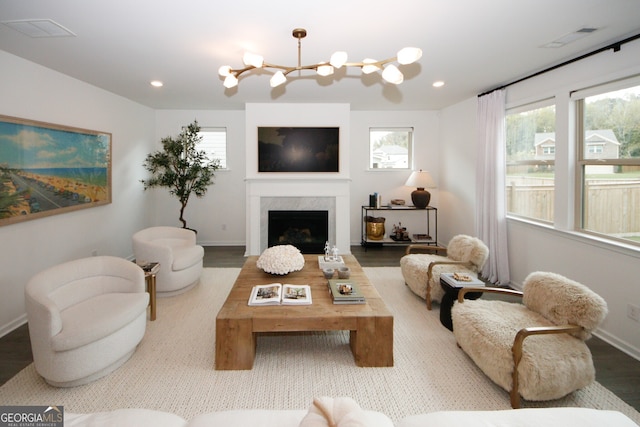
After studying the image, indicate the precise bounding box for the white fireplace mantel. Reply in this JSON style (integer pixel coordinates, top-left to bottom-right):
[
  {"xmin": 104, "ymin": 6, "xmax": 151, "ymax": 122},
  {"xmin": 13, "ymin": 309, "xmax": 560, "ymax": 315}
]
[
  {"xmin": 245, "ymin": 178, "xmax": 351, "ymax": 256},
  {"xmin": 244, "ymin": 103, "xmax": 351, "ymax": 256}
]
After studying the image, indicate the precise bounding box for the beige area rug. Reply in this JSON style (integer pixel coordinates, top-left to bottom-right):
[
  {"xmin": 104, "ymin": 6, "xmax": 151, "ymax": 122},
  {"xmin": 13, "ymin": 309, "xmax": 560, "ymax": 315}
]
[{"xmin": 1, "ymin": 267, "xmax": 639, "ymax": 423}]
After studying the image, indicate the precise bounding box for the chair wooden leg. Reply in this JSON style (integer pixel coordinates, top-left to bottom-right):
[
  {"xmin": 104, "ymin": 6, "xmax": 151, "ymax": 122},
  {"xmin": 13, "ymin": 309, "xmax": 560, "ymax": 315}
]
[
  {"xmin": 511, "ymin": 331, "xmax": 525, "ymax": 409},
  {"xmin": 426, "ymin": 283, "xmax": 432, "ymax": 310}
]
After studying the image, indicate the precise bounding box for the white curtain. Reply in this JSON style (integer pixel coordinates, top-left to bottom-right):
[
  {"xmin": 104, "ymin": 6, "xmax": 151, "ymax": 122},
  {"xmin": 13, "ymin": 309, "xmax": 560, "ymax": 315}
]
[{"xmin": 475, "ymin": 89, "xmax": 510, "ymax": 285}]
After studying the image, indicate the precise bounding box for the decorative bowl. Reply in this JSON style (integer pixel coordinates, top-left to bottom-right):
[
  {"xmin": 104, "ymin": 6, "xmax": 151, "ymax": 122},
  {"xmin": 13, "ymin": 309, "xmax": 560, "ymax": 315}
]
[
  {"xmin": 323, "ymin": 268, "xmax": 335, "ymax": 279},
  {"xmin": 338, "ymin": 267, "xmax": 351, "ymax": 279}
]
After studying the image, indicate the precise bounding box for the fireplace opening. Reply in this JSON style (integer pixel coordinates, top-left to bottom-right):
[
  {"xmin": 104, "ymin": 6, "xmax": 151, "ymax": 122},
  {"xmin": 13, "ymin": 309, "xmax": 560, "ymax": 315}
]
[{"xmin": 268, "ymin": 210, "xmax": 329, "ymax": 254}]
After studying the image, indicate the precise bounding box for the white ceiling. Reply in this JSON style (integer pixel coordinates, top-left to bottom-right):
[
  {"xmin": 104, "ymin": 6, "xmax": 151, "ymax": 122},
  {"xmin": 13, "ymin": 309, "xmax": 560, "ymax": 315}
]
[{"xmin": 1, "ymin": 0, "xmax": 639, "ymax": 111}]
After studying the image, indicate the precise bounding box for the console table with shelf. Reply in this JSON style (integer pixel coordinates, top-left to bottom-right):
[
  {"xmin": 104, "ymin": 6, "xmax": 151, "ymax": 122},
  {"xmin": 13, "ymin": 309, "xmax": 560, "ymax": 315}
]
[{"xmin": 361, "ymin": 205, "xmax": 438, "ymax": 249}]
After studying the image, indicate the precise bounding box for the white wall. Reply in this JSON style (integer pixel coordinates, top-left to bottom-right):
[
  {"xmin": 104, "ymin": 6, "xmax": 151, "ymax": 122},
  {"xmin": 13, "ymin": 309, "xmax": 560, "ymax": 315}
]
[
  {"xmin": 438, "ymin": 99, "xmax": 477, "ymax": 244},
  {"xmin": 154, "ymin": 108, "xmax": 441, "ymax": 249},
  {"xmin": 349, "ymin": 111, "xmax": 440, "ymax": 244},
  {"xmin": 439, "ymin": 39, "xmax": 640, "ymax": 359},
  {"xmin": 0, "ymin": 51, "xmax": 155, "ymax": 335},
  {"xmin": 154, "ymin": 110, "xmax": 246, "ymax": 245}
]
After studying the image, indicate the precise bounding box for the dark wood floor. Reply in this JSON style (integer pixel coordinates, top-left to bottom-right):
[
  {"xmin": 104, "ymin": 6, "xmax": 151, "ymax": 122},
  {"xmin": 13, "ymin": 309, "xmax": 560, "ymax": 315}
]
[{"xmin": 2, "ymin": 245, "xmax": 639, "ymax": 411}]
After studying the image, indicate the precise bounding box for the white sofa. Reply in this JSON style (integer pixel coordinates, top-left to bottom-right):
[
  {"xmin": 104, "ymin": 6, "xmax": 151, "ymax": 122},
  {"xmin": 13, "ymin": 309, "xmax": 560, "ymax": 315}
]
[
  {"xmin": 25, "ymin": 256, "xmax": 149, "ymax": 387},
  {"xmin": 65, "ymin": 407, "xmax": 639, "ymax": 427},
  {"xmin": 132, "ymin": 226, "xmax": 204, "ymax": 296}
]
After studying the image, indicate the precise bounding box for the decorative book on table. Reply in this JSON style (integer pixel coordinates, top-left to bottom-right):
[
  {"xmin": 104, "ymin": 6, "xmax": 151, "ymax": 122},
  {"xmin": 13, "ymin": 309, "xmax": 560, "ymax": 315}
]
[
  {"xmin": 327, "ymin": 279, "xmax": 366, "ymax": 304},
  {"xmin": 439, "ymin": 272, "xmax": 485, "ymax": 288},
  {"xmin": 248, "ymin": 283, "xmax": 312, "ymax": 306}
]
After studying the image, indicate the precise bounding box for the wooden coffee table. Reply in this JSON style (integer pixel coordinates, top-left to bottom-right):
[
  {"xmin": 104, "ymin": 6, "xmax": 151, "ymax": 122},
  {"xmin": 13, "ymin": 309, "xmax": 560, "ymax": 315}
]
[{"xmin": 215, "ymin": 254, "xmax": 393, "ymax": 370}]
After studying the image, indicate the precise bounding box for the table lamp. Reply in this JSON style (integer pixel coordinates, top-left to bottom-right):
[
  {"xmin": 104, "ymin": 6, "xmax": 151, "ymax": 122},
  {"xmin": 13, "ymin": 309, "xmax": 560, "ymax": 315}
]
[{"xmin": 405, "ymin": 170, "xmax": 435, "ymax": 209}]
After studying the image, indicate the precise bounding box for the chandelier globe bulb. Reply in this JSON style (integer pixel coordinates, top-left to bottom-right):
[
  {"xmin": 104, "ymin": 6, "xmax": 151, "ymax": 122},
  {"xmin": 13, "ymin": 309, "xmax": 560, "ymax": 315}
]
[
  {"xmin": 316, "ymin": 64, "xmax": 334, "ymax": 77},
  {"xmin": 243, "ymin": 52, "xmax": 264, "ymax": 68},
  {"xmin": 329, "ymin": 51, "xmax": 348, "ymax": 68},
  {"xmin": 382, "ymin": 64, "xmax": 404, "ymax": 84},
  {"xmin": 218, "ymin": 65, "xmax": 232, "ymax": 77},
  {"xmin": 270, "ymin": 71, "xmax": 287, "ymax": 87},
  {"xmin": 223, "ymin": 74, "xmax": 239, "ymax": 88},
  {"xmin": 361, "ymin": 59, "xmax": 380, "ymax": 74},
  {"xmin": 397, "ymin": 47, "xmax": 422, "ymax": 65}
]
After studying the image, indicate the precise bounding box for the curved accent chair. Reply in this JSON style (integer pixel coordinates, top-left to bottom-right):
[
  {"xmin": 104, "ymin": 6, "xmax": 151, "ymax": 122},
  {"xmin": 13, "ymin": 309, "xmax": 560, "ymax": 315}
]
[
  {"xmin": 400, "ymin": 234, "xmax": 489, "ymax": 309},
  {"xmin": 25, "ymin": 256, "xmax": 149, "ymax": 387},
  {"xmin": 452, "ymin": 271, "xmax": 608, "ymax": 408},
  {"xmin": 132, "ymin": 226, "xmax": 204, "ymax": 296}
]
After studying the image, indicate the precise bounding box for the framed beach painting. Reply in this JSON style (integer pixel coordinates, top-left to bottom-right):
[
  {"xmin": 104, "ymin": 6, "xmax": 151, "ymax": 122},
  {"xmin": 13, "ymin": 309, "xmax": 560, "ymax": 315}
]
[{"xmin": 0, "ymin": 115, "xmax": 111, "ymax": 227}]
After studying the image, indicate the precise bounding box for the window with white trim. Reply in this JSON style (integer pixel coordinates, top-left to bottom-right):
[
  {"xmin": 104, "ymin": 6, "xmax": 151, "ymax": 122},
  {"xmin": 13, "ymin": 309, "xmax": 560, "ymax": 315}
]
[
  {"xmin": 573, "ymin": 80, "xmax": 640, "ymax": 245},
  {"xmin": 505, "ymin": 102, "xmax": 556, "ymax": 222},
  {"xmin": 369, "ymin": 128, "xmax": 413, "ymax": 170},
  {"xmin": 197, "ymin": 127, "xmax": 227, "ymax": 169}
]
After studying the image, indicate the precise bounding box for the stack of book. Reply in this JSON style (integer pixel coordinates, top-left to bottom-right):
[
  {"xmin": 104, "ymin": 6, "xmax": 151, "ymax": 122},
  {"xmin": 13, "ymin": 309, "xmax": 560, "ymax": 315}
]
[{"xmin": 327, "ymin": 279, "xmax": 366, "ymax": 304}]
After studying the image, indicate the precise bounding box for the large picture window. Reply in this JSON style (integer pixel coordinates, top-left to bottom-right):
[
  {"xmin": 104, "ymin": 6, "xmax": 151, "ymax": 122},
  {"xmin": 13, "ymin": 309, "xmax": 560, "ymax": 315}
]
[
  {"xmin": 369, "ymin": 128, "xmax": 412, "ymax": 169},
  {"xmin": 574, "ymin": 81, "xmax": 640, "ymax": 245},
  {"xmin": 505, "ymin": 103, "xmax": 556, "ymax": 222}
]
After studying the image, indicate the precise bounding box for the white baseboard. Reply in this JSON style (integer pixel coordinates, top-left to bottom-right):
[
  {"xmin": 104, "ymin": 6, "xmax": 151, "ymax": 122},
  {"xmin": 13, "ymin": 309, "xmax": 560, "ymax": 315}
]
[
  {"xmin": 594, "ymin": 329, "xmax": 640, "ymax": 362},
  {"xmin": 0, "ymin": 314, "xmax": 27, "ymax": 339}
]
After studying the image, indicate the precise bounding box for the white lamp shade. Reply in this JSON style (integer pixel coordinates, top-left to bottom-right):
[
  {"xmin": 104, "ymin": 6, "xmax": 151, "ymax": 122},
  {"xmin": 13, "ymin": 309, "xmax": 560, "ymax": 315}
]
[
  {"xmin": 243, "ymin": 52, "xmax": 264, "ymax": 68},
  {"xmin": 329, "ymin": 51, "xmax": 348, "ymax": 68},
  {"xmin": 397, "ymin": 47, "xmax": 422, "ymax": 65},
  {"xmin": 269, "ymin": 71, "xmax": 287, "ymax": 87},
  {"xmin": 405, "ymin": 170, "xmax": 435, "ymax": 189},
  {"xmin": 223, "ymin": 74, "xmax": 238, "ymax": 88},
  {"xmin": 361, "ymin": 58, "xmax": 380, "ymax": 74},
  {"xmin": 218, "ymin": 65, "xmax": 232, "ymax": 77},
  {"xmin": 316, "ymin": 64, "xmax": 334, "ymax": 76},
  {"xmin": 382, "ymin": 64, "xmax": 403, "ymax": 84}
]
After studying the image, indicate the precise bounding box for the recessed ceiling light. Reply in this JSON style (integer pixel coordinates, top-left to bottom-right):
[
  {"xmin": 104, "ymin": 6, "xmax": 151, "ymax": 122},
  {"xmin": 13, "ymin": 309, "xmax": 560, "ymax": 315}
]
[
  {"xmin": 432, "ymin": 81, "xmax": 445, "ymax": 88},
  {"xmin": 150, "ymin": 81, "xmax": 164, "ymax": 88}
]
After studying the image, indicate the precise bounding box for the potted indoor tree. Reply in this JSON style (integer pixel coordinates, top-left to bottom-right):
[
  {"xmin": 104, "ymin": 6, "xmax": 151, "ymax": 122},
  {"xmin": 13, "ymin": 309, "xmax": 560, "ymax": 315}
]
[{"xmin": 141, "ymin": 120, "xmax": 220, "ymax": 230}]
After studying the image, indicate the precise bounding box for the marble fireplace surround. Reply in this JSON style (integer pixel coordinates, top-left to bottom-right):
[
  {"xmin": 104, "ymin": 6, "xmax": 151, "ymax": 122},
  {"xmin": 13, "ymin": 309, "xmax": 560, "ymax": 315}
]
[{"xmin": 245, "ymin": 179, "xmax": 351, "ymax": 256}]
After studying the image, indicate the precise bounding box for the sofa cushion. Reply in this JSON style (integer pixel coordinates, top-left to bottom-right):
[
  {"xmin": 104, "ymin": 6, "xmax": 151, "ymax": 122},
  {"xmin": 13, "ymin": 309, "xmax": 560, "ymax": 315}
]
[
  {"xmin": 52, "ymin": 292, "xmax": 149, "ymax": 352},
  {"xmin": 187, "ymin": 409, "xmax": 393, "ymax": 427},
  {"xmin": 188, "ymin": 409, "xmax": 307, "ymax": 427},
  {"xmin": 299, "ymin": 396, "xmax": 394, "ymax": 427},
  {"xmin": 396, "ymin": 408, "xmax": 640, "ymax": 427},
  {"xmin": 65, "ymin": 409, "xmax": 187, "ymax": 427}
]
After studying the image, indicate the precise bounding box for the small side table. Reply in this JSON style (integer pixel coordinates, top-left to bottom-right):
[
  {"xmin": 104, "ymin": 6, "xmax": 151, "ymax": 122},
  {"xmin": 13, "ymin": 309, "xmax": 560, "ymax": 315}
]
[
  {"xmin": 140, "ymin": 262, "xmax": 160, "ymax": 321},
  {"xmin": 439, "ymin": 272, "xmax": 484, "ymax": 331}
]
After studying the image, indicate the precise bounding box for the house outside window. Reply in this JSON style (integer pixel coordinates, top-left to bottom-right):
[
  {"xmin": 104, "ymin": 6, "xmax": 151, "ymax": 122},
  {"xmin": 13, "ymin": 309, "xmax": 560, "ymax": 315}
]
[
  {"xmin": 505, "ymin": 103, "xmax": 556, "ymax": 222},
  {"xmin": 369, "ymin": 128, "xmax": 413, "ymax": 169},
  {"xmin": 197, "ymin": 127, "xmax": 227, "ymax": 169},
  {"xmin": 573, "ymin": 82, "xmax": 640, "ymax": 245}
]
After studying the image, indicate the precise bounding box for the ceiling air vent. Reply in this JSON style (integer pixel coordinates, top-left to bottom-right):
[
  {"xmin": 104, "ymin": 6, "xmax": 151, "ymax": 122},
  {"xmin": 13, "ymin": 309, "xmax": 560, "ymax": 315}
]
[
  {"xmin": 542, "ymin": 27, "xmax": 598, "ymax": 48},
  {"xmin": 1, "ymin": 19, "xmax": 76, "ymax": 38}
]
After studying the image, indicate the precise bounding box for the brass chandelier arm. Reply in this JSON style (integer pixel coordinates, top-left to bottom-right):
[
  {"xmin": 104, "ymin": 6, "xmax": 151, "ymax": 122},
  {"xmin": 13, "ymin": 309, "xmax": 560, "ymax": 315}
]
[{"xmin": 230, "ymin": 57, "xmax": 399, "ymax": 78}]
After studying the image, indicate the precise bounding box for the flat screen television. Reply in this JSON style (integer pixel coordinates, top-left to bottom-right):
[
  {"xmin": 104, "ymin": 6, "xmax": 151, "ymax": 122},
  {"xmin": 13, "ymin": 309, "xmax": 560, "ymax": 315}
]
[{"xmin": 258, "ymin": 127, "xmax": 339, "ymax": 172}]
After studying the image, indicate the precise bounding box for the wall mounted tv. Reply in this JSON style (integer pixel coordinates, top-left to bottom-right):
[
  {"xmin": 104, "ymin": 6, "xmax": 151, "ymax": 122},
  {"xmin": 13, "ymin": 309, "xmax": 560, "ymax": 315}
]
[{"xmin": 258, "ymin": 127, "xmax": 339, "ymax": 173}]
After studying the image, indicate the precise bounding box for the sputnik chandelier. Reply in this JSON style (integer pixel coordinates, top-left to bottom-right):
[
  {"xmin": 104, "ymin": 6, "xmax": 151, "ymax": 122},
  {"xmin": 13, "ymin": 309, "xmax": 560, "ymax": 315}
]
[{"xmin": 218, "ymin": 28, "xmax": 422, "ymax": 89}]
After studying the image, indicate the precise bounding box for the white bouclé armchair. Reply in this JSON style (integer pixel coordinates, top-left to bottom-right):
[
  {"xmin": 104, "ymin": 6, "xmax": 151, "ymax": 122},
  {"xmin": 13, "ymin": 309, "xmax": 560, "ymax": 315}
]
[
  {"xmin": 25, "ymin": 256, "xmax": 149, "ymax": 387},
  {"xmin": 132, "ymin": 226, "xmax": 204, "ymax": 296}
]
